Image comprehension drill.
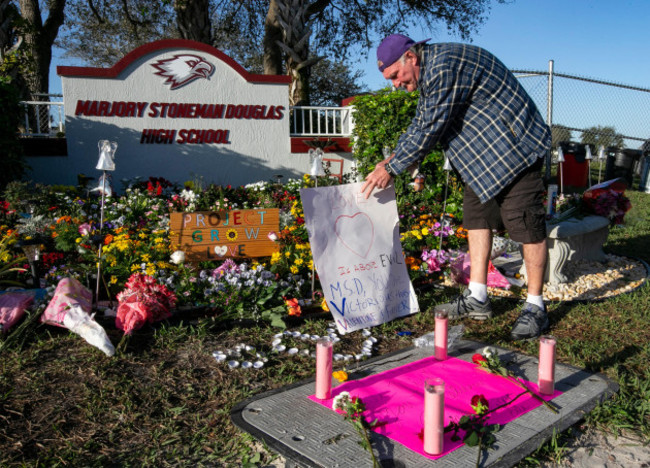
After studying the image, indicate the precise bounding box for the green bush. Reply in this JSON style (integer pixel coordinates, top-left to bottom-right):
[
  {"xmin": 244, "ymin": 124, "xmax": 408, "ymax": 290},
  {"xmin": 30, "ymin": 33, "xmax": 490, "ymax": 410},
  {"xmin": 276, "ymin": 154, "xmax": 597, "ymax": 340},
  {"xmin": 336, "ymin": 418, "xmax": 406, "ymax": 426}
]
[{"xmin": 350, "ymin": 88, "xmax": 465, "ymax": 222}]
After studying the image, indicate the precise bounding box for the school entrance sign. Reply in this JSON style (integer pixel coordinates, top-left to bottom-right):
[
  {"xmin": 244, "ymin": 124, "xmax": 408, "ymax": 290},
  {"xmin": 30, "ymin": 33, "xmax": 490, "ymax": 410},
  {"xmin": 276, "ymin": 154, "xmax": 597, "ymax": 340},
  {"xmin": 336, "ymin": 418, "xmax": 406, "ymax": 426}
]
[{"xmin": 47, "ymin": 40, "xmax": 292, "ymax": 187}]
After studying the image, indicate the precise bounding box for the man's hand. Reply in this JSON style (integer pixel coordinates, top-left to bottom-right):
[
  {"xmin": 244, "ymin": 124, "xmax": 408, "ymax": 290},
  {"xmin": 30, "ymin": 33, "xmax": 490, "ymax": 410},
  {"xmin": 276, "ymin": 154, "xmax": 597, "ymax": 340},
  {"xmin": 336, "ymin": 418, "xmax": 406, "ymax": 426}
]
[{"xmin": 360, "ymin": 156, "xmax": 394, "ymax": 199}]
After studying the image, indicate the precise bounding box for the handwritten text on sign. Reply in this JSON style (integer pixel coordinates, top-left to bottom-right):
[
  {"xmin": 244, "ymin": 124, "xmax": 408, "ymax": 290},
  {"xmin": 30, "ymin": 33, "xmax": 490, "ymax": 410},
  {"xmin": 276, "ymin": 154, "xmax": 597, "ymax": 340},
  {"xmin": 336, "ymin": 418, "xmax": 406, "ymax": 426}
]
[
  {"xmin": 169, "ymin": 209, "xmax": 279, "ymax": 262},
  {"xmin": 300, "ymin": 183, "xmax": 419, "ymax": 334}
]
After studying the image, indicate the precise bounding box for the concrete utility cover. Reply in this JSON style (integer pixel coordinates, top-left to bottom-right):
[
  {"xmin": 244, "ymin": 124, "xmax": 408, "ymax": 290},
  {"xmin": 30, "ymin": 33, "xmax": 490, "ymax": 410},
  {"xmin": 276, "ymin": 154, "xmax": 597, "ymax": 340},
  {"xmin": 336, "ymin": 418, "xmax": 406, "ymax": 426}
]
[{"xmin": 232, "ymin": 340, "xmax": 617, "ymax": 467}]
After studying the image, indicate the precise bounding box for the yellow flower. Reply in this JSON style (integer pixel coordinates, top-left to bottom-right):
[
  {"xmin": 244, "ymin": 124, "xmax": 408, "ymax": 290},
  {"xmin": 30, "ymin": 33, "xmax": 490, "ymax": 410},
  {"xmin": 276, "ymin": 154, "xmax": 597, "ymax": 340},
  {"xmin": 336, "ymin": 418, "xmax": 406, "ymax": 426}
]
[
  {"xmin": 332, "ymin": 370, "xmax": 348, "ymax": 382},
  {"xmin": 270, "ymin": 252, "xmax": 282, "ymax": 264},
  {"xmin": 110, "ymin": 276, "xmax": 118, "ymax": 284},
  {"xmin": 294, "ymin": 258, "xmax": 304, "ymax": 266},
  {"xmin": 284, "ymin": 251, "xmax": 291, "ymax": 257},
  {"xmin": 141, "ymin": 253, "xmax": 151, "ymax": 262},
  {"xmin": 421, "ymin": 227, "xmax": 429, "ymax": 236},
  {"xmin": 290, "ymin": 265, "xmax": 299, "ymax": 274},
  {"xmin": 321, "ymin": 298, "xmax": 330, "ymax": 312}
]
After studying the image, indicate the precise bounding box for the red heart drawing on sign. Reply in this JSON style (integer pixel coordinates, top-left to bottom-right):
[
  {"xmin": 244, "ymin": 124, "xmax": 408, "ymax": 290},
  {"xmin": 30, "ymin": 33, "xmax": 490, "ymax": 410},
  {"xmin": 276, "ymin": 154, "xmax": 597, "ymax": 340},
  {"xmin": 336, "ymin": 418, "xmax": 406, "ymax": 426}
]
[{"xmin": 334, "ymin": 212, "xmax": 374, "ymax": 258}]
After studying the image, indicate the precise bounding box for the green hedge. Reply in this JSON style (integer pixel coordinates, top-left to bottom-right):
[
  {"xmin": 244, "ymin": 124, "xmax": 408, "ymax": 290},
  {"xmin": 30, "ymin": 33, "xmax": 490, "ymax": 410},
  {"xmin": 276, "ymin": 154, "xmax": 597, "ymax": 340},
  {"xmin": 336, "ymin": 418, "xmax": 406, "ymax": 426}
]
[{"xmin": 351, "ymin": 88, "xmax": 464, "ymax": 220}]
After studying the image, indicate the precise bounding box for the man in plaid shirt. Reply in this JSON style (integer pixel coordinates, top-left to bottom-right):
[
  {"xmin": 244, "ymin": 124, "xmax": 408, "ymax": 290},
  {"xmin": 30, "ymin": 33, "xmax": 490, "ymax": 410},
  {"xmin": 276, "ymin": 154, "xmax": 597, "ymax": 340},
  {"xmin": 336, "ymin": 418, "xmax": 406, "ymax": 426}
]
[{"xmin": 361, "ymin": 34, "xmax": 551, "ymax": 340}]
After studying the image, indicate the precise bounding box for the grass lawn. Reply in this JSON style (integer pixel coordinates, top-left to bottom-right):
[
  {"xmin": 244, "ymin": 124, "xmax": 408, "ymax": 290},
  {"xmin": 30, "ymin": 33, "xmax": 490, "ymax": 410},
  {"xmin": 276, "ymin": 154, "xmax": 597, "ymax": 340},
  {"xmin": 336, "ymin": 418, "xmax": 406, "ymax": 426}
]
[{"xmin": 1, "ymin": 189, "xmax": 648, "ymax": 467}]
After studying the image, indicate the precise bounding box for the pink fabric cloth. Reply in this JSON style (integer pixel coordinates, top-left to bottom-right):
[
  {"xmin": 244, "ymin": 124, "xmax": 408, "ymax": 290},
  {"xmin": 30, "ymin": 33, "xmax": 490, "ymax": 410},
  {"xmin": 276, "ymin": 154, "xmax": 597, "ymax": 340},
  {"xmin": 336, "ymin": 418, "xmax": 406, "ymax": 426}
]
[
  {"xmin": 0, "ymin": 292, "xmax": 34, "ymax": 333},
  {"xmin": 309, "ymin": 356, "xmax": 561, "ymax": 459},
  {"xmin": 41, "ymin": 277, "xmax": 92, "ymax": 327}
]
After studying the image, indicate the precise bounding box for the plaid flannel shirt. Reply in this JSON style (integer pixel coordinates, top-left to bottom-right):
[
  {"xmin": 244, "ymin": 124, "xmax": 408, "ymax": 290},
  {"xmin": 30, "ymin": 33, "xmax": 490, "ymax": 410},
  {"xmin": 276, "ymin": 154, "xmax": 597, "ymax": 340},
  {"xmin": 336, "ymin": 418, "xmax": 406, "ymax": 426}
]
[{"xmin": 387, "ymin": 43, "xmax": 551, "ymax": 203}]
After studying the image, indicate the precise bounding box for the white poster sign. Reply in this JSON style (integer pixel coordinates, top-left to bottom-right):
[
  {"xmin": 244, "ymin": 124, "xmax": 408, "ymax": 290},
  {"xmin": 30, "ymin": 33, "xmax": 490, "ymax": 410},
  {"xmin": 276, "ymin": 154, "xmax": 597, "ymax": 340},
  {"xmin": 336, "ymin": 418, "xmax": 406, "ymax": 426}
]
[{"xmin": 300, "ymin": 183, "xmax": 419, "ymax": 334}]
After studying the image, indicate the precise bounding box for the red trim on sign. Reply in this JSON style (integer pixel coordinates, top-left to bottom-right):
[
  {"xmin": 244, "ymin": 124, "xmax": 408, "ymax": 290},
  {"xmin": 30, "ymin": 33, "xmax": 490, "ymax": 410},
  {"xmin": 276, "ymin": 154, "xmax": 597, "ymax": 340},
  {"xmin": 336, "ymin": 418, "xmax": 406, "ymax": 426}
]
[
  {"xmin": 57, "ymin": 39, "xmax": 292, "ymax": 84},
  {"xmin": 290, "ymin": 137, "xmax": 352, "ymax": 153}
]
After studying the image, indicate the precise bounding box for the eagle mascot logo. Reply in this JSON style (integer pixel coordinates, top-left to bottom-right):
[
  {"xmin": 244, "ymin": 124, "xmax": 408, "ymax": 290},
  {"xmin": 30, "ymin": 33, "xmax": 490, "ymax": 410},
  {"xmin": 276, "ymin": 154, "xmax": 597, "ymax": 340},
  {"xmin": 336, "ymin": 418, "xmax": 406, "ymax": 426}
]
[{"xmin": 151, "ymin": 54, "xmax": 215, "ymax": 90}]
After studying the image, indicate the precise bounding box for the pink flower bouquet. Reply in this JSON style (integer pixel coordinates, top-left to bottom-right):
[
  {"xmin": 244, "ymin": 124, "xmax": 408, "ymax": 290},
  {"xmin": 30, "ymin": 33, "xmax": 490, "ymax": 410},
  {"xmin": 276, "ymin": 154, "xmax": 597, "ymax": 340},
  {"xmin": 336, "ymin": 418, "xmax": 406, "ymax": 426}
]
[
  {"xmin": 116, "ymin": 273, "xmax": 177, "ymax": 335},
  {"xmin": 42, "ymin": 277, "xmax": 115, "ymax": 356},
  {"xmin": 0, "ymin": 292, "xmax": 34, "ymax": 334}
]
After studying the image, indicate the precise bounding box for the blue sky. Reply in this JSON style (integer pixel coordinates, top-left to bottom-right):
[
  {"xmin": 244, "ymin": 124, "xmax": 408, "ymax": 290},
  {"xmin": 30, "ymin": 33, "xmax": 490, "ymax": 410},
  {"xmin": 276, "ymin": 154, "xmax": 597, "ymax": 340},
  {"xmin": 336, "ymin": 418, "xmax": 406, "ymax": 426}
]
[{"xmin": 355, "ymin": 0, "xmax": 650, "ymax": 91}]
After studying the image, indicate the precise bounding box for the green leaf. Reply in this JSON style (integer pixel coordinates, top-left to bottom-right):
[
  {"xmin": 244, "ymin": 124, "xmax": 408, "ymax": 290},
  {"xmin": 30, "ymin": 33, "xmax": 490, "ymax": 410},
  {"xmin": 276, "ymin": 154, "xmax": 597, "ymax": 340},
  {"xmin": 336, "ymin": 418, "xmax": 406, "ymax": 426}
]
[{"xmin": 464, "ymin": 430, "xmax": 480, "ymax": 446}]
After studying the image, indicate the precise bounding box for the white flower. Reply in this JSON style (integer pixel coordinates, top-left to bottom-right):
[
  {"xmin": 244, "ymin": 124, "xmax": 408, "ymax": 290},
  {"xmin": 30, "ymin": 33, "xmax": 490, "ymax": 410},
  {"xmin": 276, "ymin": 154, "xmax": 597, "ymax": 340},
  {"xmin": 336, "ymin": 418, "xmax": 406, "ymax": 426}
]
[
  {"xmin": 170, "ymin": 250, "xmax": 186, "ymax": 265},
  {"xmin": 482, "ymin": 346, "xmax": 497, "ymax": 358},
  {"xmin": 267, "ymin": 231, "xmax": 278, "ymax": 242},
  {"xmin": 332, "ymin": 391, "xmax": 351, "ymax": 411}
]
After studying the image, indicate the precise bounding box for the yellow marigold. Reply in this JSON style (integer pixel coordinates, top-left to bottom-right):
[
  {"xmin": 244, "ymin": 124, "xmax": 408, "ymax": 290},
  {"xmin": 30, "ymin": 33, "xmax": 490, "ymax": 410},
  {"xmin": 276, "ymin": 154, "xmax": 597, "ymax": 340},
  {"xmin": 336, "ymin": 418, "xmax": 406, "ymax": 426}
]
[
  {"xmin": 110, "ymin": 276, "xmax": 118, "ymax": 284},
  {"xmin": 290, "ymin": 265, "xmax": 299, "ymax": 274},
  {"xmin": 321, "ymin": 298, "xmax": 329, "ymax": 312},
  {"xmin": 421, "ymin": 227, "xmax": 429, "ymax": 236},
  {"xmin": 284, "ymin": 251, "xmax": 291, "ymax": 257},
  {"xmin": 410, "ymin": 229, "xmax": 419, "ymax": 237},
  {"xmin": 138, "ymin": 232, "xmax": 147, "ymax": 239},
  {"xmin": 270, "ymin": 252, "xmax": 282, "ymax": 264},
  {"xmin": 294, "ymin": 258, "xmax": 304, "ymax": 266},
  {"xmin": 141, "ymin": 253, "xmax": 151, "ymax": 262},
  {"xmin": 332, "ymin": 370, "xmax": 348, "ymax": 382}
]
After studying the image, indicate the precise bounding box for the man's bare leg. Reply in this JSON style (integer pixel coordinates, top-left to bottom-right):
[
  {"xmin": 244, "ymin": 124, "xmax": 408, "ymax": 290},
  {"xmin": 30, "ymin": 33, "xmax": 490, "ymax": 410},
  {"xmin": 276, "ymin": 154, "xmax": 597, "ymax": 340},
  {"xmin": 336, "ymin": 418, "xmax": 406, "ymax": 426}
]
[
  {"xmin": 522, "ymin": 239, "xmax": 547, "ymax": 296},
  {"xmin": 468, "ymin": 229, "xmax": 492, "ymax": 285}
]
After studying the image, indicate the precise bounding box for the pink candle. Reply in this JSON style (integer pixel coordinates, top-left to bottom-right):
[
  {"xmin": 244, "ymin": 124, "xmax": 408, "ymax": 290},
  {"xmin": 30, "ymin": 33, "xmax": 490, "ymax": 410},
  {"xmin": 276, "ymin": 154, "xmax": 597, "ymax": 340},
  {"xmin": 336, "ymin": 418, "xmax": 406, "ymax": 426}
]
[
  {"xmin": 434, "ymin": 311, "xmax": 448, "ymax": 360},
  {"xmin": 423, "ymin": 378, "xmax": 445, "ymax": 455},
  {"xmin": 315, "ymin": 338, "xmax": 333, "ymax": 399},
  {"xmin": 538, "ymin": 335, "xmax": 557, "ymax": 395}
]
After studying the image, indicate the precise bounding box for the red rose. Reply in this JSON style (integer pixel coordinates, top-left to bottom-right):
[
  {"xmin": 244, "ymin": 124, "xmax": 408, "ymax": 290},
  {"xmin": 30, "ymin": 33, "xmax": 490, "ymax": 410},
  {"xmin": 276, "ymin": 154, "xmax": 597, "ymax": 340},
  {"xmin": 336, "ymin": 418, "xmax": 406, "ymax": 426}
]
[
  {"xmin": 472, "ymin": 353, "xmax": 487, "ymax": 365},
  {"xmin": 470, "ymin": 394, "xmax": 489, "ymax": 415},
  {"xmin": 471, "ymin": 394, "xmax": 489, "ymax": 409}
]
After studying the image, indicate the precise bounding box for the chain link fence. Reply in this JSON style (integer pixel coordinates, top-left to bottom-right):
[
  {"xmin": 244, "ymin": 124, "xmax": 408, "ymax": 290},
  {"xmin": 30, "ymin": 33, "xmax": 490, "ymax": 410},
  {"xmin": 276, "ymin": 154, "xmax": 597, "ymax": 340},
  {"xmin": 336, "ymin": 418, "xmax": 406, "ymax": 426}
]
[{"xmin": 513, "ymin": 66, "xmax": 650, "ymax": 151}]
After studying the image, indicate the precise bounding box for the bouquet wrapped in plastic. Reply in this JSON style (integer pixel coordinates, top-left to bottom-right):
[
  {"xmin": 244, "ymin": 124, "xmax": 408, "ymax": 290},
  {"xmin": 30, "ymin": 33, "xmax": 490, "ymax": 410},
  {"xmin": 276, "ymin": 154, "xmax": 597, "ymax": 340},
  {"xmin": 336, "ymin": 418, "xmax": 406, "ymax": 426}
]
[
  {"xmin": 582, "ymin": 178, "xmax": 631, "ymax": 225},
  {"xmin": 116, "ymin": 273, "xmax": 177, "ymax": 335},
  {"xmin": 41, "ymin": 277, "xmax": 115, "ymax": 356},
  {"xmin": 0, "ymin": 292, "xmax": 34, "ymax": 334},
  {"xmin": 450, "ymin": 252, "xmax": 511, "ymax": 289}
]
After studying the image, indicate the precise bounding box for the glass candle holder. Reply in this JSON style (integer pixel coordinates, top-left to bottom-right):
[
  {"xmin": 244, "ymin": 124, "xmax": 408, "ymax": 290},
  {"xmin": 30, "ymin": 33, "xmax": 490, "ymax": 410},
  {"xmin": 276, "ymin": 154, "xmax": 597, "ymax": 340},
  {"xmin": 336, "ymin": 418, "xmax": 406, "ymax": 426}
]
[
  {"xmin": 538, "ymin": 335, "xmax": 557, "ymax": 395},
  {"xmin": 424, "ymin": 377, "xmax": 445, "ymax": 455},
  {"xmin": 434, "ymin": 311, "xmax": 448, "ymax": 360},
  {"xmin": 315, "ymin": 337, "xmax": 333, "ymax": 399}
]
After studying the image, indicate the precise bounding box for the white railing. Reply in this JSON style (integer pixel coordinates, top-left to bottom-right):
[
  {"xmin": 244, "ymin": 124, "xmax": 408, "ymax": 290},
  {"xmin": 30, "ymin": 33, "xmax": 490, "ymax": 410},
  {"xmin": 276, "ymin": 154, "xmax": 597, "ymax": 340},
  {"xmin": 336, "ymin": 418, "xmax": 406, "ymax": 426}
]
[
  {"xmin": 289, "ymin": 106, "xmax": 354, "ymax": 137},
  {"xmin": 18, "ymin": 97, "xmax": 354, "ymax": 139},
  {"xmin": 19, "ymin": 93, "xmax": 64, "ymax": 137}
]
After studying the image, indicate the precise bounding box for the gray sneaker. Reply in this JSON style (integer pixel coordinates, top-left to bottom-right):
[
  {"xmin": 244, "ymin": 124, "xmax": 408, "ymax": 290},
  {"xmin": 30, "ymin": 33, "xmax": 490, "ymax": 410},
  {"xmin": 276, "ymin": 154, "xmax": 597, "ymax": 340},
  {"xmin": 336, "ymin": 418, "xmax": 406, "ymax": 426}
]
[
  {"xmin": 510, "ymin": 303, "xmax": 549, "ymax": 340},
  {"xmin": 434, "ymin": 289, "xmax": 492, "ymax": 320}
]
